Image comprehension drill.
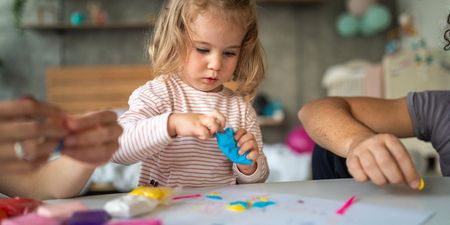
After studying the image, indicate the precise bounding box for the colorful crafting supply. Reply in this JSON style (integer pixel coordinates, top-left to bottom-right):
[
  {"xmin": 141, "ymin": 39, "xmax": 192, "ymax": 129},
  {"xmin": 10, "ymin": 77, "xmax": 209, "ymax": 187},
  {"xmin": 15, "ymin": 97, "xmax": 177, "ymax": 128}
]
[
  {"xmin": 129, "ymin": 186, "xmax": 174, "ymax": 203},
  {"xmin": 0, "ymin": 197, "xmax": 42, "ymax": 218},
  {"xmin": 54, "ymin": 139, "xmax": 64, "ymax": 153},
  {"xmin": 37, "ymin": 201, "xmax": 87, "ymax": 219},
  {"xmin": 104, "ymin": 195, "xmax": 158, "ymax": 218},
  {"xmin": 67, "ymin": 210, "xmax": 110, "ymax": 225},
  {"xmin": 107, "ymin": 218, "xmax": 162, "ymax": 225},
  {"xmin": 216, "ymin": 128, "xmax": 252, "ymax": 165},
  {"xmin": 2, "ymin": 213, "xmax": 62, "ymax": 225},
  {"xmin": 0, "ymin": 210, "xmax": 6, "ymax": 220},
  {"xmin": 205, "ymin": 192, "xmax": 223, "ymax": 200},
  {"xmin": 252, "ymin": 201, "xmax": 276, "ymax": 208},
  {"xmin": 258, "ymin": 197, "xmax": 269, "ymax": 202},
  {"xmin": 173, "ymin": 194, "xmax": 202, "ymax": 200},
  {"xmin": 336, "ymin": 195, "xmax": 357, "ymax": 215},
  {"xmin": 419, "ymin": 178, "xmax": 425, "ymax": 191},
  {"xmin": 206, "ymin": 195, "xmax": 223, "ymax": 200},
  {"xmin": 226, "ymin": 201, "xmax": 250, "ymax": 212}
]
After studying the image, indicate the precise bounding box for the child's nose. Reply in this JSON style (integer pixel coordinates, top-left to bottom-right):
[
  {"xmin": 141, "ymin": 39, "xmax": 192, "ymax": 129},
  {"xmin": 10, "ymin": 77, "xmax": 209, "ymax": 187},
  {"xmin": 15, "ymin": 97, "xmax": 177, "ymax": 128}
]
[{"xmin": 208, "ymin": 54, "xmax": 222, "ymax": 71}]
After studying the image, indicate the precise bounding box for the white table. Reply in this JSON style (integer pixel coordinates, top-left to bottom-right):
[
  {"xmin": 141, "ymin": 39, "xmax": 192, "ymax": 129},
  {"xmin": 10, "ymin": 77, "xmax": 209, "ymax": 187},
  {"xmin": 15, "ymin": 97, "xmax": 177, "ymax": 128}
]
[{"xmin": 48, "ymin": 177, "xmax": 450, "ymax": 225}]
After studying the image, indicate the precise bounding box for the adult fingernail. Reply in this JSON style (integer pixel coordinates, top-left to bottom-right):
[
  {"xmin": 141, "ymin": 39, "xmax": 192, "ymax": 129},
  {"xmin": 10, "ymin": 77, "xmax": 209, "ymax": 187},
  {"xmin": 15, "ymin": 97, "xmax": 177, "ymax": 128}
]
[{"xmin": 409, "ymin": 179, "xmax": 420, "ymax": 189}]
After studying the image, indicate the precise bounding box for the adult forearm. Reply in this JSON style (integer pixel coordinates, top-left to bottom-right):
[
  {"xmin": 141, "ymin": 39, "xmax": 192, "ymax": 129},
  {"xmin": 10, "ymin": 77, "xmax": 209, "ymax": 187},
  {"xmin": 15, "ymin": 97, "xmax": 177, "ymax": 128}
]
[
  {"xmin": 298, "ymin": 97, "xmax": 375, "ymax": 157},
  {"xmin": 39, "ymin": 156, "xmax": 94, "ymax": 199},
  {"xmin": 0, "ymin": 156, "xmax": 93, "ymax": 200}
]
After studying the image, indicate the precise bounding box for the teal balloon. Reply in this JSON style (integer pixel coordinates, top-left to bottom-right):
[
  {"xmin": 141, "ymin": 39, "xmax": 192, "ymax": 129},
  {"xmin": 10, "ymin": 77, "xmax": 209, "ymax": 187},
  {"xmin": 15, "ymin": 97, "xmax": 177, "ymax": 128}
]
[
  {"xmin": 360, "ymin": 4, "xmax": 391, "ymax": 36},
  {"xmin": 336, "ymin": 13, "xmax": 360, "ymax": 38}
]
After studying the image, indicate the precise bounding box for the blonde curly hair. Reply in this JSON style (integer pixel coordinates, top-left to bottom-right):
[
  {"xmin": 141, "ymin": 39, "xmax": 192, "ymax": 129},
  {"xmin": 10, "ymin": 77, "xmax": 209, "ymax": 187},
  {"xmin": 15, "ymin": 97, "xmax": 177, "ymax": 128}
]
[{"xmin": 148, "ymin": 0, "xmax": 265, "ymax": 99}]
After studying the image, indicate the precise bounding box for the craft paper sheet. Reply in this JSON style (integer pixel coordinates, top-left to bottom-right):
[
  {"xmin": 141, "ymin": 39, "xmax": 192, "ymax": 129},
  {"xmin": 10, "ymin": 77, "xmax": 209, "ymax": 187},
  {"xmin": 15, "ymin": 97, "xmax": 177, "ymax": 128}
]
[{"xmin": 151, "ymin": 188, "xmax": 433, "ymax": 225}]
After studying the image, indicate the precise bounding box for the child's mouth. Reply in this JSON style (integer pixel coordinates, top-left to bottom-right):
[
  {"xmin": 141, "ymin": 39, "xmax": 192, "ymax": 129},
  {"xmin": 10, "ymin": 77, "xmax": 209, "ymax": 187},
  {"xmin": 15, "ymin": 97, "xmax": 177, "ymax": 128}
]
[{"xmin": 204, "ymin": 77, "xmax": 218, "ymax": 84}]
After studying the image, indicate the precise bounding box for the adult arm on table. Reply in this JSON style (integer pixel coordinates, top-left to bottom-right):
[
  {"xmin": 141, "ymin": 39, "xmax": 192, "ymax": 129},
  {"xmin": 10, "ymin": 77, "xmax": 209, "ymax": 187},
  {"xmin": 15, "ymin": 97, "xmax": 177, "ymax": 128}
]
[{"xmin": 298, "ymin": 97, "xmax": 421, "ymax": 189}]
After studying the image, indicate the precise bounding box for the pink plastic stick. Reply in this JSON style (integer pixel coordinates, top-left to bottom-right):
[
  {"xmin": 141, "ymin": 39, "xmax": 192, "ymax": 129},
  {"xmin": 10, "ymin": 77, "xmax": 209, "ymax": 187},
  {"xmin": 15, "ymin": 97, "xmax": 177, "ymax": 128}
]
[
  {"xmin": 336, "ymin": 195, "xmax": 357, "ymax": 215},
  {"xmin": 172, "ymin": 194, "xmax": 202, "ymax": 200}
]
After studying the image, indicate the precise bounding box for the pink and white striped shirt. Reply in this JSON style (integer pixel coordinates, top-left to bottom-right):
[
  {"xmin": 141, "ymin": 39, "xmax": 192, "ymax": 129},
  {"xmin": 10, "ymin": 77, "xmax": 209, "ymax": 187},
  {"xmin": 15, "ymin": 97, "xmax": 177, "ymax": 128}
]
[{"xmin": 113, "ymin": 74, "xmax": 269, "ymax": 188}]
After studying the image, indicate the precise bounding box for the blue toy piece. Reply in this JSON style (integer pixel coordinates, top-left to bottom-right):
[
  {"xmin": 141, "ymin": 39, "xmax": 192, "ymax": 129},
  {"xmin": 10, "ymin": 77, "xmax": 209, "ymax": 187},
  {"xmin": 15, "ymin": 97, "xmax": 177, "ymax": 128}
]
[
  {"xmin": 215, "ymin": 128, "xmax": 252, "ymax": 165},
  {"xmin": 54, "ymin": 139, "xmax": 64, "ymax": 153}
]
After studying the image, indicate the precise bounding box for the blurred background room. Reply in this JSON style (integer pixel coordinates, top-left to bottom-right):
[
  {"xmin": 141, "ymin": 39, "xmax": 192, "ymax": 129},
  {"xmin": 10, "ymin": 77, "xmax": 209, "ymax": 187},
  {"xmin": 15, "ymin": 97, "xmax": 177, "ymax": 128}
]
[{"xmin": 1, "ymin": 0, "xmax": 449, "ymax": 194}]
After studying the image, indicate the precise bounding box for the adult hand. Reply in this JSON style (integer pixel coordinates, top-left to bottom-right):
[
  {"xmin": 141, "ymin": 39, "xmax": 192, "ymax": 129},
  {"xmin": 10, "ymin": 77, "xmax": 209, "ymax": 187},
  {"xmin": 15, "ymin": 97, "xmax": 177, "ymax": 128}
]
[
  {"xmin": 0, "ymin": 97, "xmax": 67, "ymax": 173},
  {"xmin": 346, "ymin": 133, "xmax": 421, "ymax": 189},
  {"xmin": 62, "ymin": 110, "xmax": 123, "ymax": 168},
  {"xmin": 168, "ymin": 110, "xmax": 226, "ymax": 140}
]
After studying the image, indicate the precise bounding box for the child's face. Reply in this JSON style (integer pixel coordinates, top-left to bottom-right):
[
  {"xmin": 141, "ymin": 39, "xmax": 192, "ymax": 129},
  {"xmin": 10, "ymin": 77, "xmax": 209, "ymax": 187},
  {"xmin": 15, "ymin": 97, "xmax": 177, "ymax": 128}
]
[{"xmin": 181, "ymin": 12, "xmax": 245, "ymax": 92}]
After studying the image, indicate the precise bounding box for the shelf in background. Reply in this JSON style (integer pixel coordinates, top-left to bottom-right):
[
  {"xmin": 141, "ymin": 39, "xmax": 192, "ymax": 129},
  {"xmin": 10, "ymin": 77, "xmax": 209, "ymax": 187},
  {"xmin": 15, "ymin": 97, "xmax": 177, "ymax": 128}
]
[
  {"xmin": 258, "ymin": 116, "xmax": 284, "ymax": 126},
  {"xmin": 22, "ymin": 21, "xmax": 154, "ymax": 30}
]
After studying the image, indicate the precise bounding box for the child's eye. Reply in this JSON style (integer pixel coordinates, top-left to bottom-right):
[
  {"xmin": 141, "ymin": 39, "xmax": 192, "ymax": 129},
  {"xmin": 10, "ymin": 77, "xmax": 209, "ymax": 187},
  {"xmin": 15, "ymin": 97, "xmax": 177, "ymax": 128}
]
[
  {"xmin": 223, "ymin": 51, "xmax": 237, "ymax": 57},
  {"xmin": 196, "ymin": 48, "xmax": 209, "ymax": 54}
]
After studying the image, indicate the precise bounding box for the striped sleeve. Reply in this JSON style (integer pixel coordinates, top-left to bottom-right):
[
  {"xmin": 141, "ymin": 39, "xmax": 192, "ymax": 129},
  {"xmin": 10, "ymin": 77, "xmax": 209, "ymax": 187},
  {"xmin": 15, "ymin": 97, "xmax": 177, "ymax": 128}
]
[
  {"xmin": 234, "ymin": 104, "xmax": 270, "ymax": 183},
  {"xmin": 112, "ymin": 84, "xmax": 173, "ymax": 165}
]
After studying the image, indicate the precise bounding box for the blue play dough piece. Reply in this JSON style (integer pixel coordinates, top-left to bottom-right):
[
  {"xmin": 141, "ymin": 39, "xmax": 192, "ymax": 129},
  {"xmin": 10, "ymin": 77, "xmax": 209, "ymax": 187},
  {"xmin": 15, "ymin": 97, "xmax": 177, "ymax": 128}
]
[
  {"xmin": 206, "ymin": 195, "xmax": 223, "ymax": 200},
  {"xmin": 229, "ymin": 201, "xmax": 250, "ymax": 208},
  {"xmin": 253, "ymin": 201, "xmax": 276, "ymax": 208},
  {"xmin": 215, "ymin": 128, "xmax": 252, "ymax": 165}
]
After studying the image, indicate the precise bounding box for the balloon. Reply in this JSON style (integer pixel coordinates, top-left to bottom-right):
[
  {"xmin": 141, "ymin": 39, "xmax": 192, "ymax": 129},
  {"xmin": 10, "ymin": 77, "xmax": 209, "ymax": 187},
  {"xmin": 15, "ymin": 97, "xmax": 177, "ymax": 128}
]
[
  {"xmin": 360, "ymin": 4, "xmax": 391, "ymax": 36},
  {"xmin": 285, "ymin": 127, "xmax": 314, "ymax": 155},
  {"xmin": 346, "ymin": 0, "xmax": 377, "ymax": 17},
  {"xmin": 336, "ymin": 13, "xmax": 360, "ymax": 38}
]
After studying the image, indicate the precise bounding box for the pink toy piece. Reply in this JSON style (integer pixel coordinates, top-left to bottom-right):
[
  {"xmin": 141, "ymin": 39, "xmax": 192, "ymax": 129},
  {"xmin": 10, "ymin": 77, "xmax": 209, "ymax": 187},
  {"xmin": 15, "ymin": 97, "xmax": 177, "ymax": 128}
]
[
  {"xmin": 37, "ymin": 201, "xmax": 88, "ymax": 219},
  {"xmin": 2, "ymin": 213, "xmax": 63, "ymax": 225},
  {"xmin": 0, "ymin": 197, "xmax": 42, "ymax": 218},
  {"xmin": 172, "ymin": 194, "xmax": 201, "ymax": 200},
  {"xmin": 336, "ymin": 195, "xmax": 357, "ymax": 215},
  {"xmin": 107, "ymin": 218, "xmax": 162, "ymax": 225},
  {"xmin": 285, "ymin": 127, "xmax": 314, "ymax": 154}
]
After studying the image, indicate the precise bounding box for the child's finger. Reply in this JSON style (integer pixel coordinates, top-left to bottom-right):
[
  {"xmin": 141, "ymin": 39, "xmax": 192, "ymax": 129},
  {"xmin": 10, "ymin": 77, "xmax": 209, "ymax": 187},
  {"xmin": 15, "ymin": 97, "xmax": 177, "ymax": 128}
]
[
  {"xmin": 238, "ymin": 140, "xmax": 257, "ymax": 155},
  {"xmin": 245, "ymin": 149, "xmax": 259, "ymax": 161},
  {"xmin": 201, "ymin": 117, "xmax": 221, "ymax": 134},
  {"xmin": 234, "ymin": 128, "xmax": 246, "ymax": 140},
  {"xmin": 196, "ymin": 126, "xmax": 213, "ymax": 140},
  {"xmin": 237, "ymin": 133, "xmax": 254, "ymax": 147},
  {"xmin": 207, "ymin": 110, "xmax": 226, "ymax": 128}
]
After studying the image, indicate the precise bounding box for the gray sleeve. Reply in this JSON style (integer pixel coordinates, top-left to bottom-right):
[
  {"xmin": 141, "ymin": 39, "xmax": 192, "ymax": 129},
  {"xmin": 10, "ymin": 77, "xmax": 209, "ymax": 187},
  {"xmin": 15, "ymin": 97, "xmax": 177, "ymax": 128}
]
[{"xmin": 406, "ymin": 91, "xmax": 450, "ymax": 151}]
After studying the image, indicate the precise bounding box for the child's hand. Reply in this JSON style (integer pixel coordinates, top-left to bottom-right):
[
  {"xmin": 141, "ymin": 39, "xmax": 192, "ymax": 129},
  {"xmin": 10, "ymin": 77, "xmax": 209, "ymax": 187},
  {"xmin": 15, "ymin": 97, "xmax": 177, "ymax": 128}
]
[
  {"xmin": 234, "ymin": 128, "xmax": 258, "ymax": 175},
  {"xmin": 168, "ymin": 110, "xmax": 226, "ymax": 140}
]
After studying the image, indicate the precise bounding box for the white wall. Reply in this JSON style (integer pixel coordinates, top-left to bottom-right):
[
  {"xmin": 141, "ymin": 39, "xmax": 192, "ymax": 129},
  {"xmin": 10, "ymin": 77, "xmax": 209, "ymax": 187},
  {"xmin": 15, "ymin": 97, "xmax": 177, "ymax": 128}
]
[{"xmin": 397, "ymin": 0, "xmax": 450, "ymax": 49}]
